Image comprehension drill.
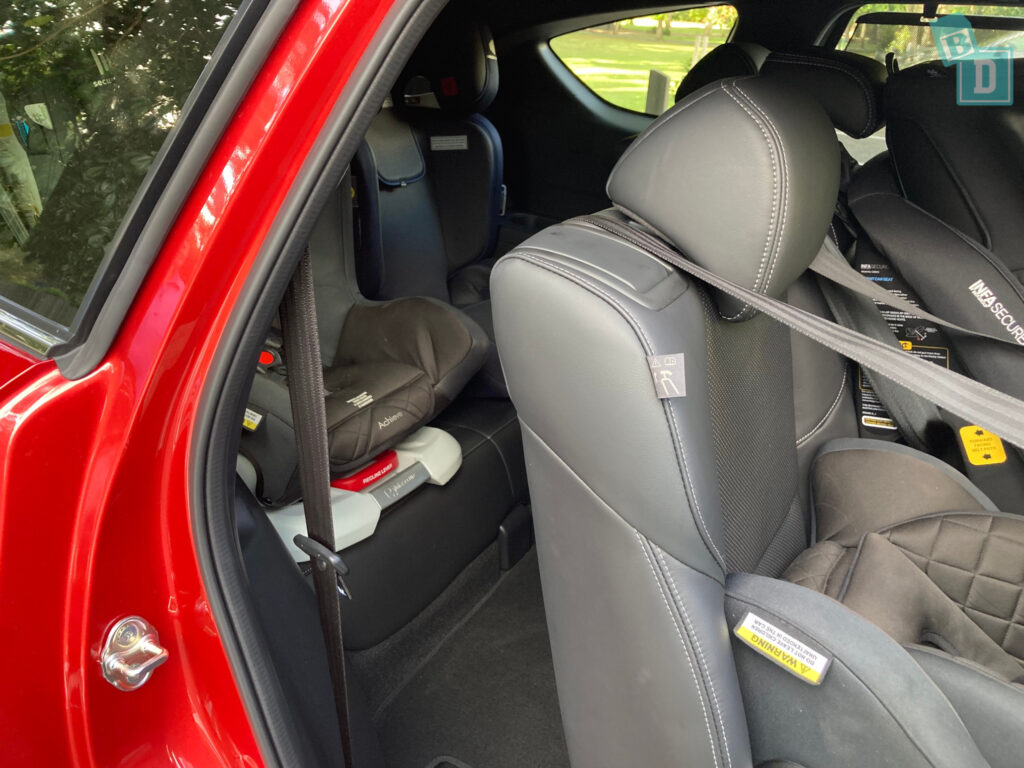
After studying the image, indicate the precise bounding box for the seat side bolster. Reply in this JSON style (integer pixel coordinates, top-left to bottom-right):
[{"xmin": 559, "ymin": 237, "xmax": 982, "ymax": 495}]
[
  {"xmin": 523, "ymin": 426, "xmax": 751, "ymax": 768},
  {"xmin": 908, "ymin": 646, "xmax": 1024, "ymax": 768},
  {"xmin": 726, "ymin": 573, "xmax": 990, "ymax": 768}
]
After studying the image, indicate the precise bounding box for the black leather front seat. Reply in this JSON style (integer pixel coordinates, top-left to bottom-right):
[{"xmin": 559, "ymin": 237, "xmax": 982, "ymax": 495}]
[{"xmin": 492, "ymin": 74, "xmax": 1024, "ymax": 768}]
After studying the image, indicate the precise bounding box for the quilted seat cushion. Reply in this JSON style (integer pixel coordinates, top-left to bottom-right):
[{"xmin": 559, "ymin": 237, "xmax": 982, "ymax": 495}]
[
  {"xmin": 324, "ymin": 296, "xmax": 489, "ymax": 473},
  {"xmin": 783, "ymin": 440, "xmax": 1024, "ymax": 682},
  {"xmin": 324, "ymin": 361, "xmax": 433, "ymax": 471},
  {"xmin": 881, "ymin": 513, "xmax": 1024, "ymax": 664}
]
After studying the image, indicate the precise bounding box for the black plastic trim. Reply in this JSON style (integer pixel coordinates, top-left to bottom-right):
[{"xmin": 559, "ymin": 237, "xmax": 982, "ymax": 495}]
[
  {"xmin": 51, "ymin": 0, "xmax": 297, "ymax": 378},
  {"xmin": 190, "ymin": 1, "xmax": 447, "ymax": 765}
]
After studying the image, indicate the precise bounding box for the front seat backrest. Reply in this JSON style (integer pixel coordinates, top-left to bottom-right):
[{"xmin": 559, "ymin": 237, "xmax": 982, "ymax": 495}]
[
  {"xmin": 492, "ymin": 74, "xmax": 994, "ymax": 768},
  {"xmin": 492, "ymin": 76, "xmax": 838, "ymax": 767}
]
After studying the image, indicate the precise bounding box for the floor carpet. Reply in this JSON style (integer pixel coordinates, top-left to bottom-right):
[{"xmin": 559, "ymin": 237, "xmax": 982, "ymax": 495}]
[{"xmin": 373, "ymin": 550, "xmax": 569, "ymax": 768}]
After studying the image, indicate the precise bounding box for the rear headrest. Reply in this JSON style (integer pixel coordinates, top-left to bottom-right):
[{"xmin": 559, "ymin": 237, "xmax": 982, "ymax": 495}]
[
  {"xmin": 760, "ymin": 48, "xmax": 887, "ymax": 139},
  {"xmin": 884, "ymin": 59, "xmax": 1024, "ymax": 269},
  {"xmin": 608, "ymin": 76, "xmax": 839, "ymax": 321},
  {"xmin": 406, "ymin": 19, "xmax": 499, "ymax": 117},
  {"xmin": 674, "ymin": 42, "xmax": 769, "ymax": 103}
]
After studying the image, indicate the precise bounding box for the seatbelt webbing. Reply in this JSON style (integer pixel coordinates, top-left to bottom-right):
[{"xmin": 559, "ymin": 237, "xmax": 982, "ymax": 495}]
[
  {"xmin": 815, "ymin": 276, "xmax": 943, "ymax": 452},
  {"xmin": 280, "ymin": 252, "xmax": 355, "ymax": 767},
  {"xmin": 576, "ymin": 213, "xmax": 1024, "ymax": 450},
  {"xmin": 810, "ymin": 240, "xmax": 1023, "ymax": 348}
]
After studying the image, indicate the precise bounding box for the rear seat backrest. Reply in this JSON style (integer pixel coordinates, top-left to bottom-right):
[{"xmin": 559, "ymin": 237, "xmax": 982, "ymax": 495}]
[{"xmin": 354, "ymin": 18, "xmax": 503, "ymax": 307}]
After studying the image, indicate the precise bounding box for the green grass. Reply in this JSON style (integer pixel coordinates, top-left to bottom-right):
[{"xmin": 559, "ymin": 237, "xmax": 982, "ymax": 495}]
[{"xmin": 550, "ymin": 28, "xmax": 733, "ymax": 114}]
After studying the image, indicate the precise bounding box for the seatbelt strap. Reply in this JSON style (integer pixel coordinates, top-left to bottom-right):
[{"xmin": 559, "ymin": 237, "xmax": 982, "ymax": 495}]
[
  {"xmin": 576, "ymin": 213, "xmax": 1024, "ymax": 449},
  {"xmin": 280, "ymin": 251, "xmax": 355, "ymax": 768},
  {"xmin": 815, "ymin": 276, "xmax": 943, "ymax": 452},
  {"xmin": 809, "ymin": 240, "xmax": 1024, "ymax": 348}
]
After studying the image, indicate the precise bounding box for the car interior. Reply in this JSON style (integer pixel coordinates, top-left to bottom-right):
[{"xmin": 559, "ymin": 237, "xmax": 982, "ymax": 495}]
[{"xmin": 210, "ymin": 1, "xmax": 1024, "ymax": 766}]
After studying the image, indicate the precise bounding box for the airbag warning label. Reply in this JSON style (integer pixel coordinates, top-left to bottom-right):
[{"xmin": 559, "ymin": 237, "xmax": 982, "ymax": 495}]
[{"xmin": 733, "ymin": 611, "xmax": 830, "ymax": 685}]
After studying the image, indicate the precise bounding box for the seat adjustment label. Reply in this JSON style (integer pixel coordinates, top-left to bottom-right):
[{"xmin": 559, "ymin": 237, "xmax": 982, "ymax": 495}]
[
  {"xmin": 430, "ymin": 135, "xmax": 468, "ymax": 151},
  {"xmin": 733, "ymin": 611, "xmax": 830, "ymax": 685},
  {"xmin": 648, "ymin": 353, "xmax": 685, "ymax": 399}
]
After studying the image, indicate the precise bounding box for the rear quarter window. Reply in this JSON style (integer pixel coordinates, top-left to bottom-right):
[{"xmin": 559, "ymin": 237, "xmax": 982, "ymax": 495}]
[{"xmin": 550, "ymin": 7, "xmax": 739, "ymax": 115}]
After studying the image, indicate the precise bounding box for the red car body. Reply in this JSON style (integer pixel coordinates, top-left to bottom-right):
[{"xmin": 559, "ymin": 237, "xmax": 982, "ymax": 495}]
[{"xmin": 0, "ymin": 0, "xmax": 395, "ymax": 763}]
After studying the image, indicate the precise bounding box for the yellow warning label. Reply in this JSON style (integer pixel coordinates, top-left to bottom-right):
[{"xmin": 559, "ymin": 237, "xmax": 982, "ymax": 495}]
[
  {"xmin": 900, "ymin": 340, "xmax": 913, "ymax": 351},
  {"xmin": 959, "ymin": 425, "xmax": 1007, "ymax": 466},
  {"xmin": 733, "ymin": 612, "xmax": 829, "ymax": 685},
  {"xmin": 242, "ymin": 407, "xmax": 263, "ymax": 432},
  {"xmin": 0, "ymin": 123, "xmax": 12, "ymax": 138}
]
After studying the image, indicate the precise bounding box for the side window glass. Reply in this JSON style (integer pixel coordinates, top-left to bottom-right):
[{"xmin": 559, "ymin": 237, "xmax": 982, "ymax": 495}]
[
  {"xmin": 835, "ymin": 5, "xmax": 1024, "ymax": 162},
  {"xmin": 838, "ymin": 3, "xmax": 1024, "ymax": 67},
  {"xmin": 0, "ymin": 0, "xmax": 239, "ymax": 339},
  {"xmin": 550, "ymin": 7, "xmax": 740, "ymax": 116}
]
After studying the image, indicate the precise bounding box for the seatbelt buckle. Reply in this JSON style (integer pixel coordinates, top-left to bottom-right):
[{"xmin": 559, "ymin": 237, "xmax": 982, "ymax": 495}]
[{"xmin": 294, "ymin": 534, "xmax": 353, "ymax": 599}]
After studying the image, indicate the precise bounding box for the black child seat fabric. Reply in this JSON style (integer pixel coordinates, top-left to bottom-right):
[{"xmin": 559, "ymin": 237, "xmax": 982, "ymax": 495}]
[
  {"xmin": 825, "ymin": 57, "xmax": 1024, "ymax": 505},
  {"xmin": 351, "ymin": 18, "xmax": 508, "ymax": 396},
  {"xmin": 491, "ymin": 73, "xmax": 1024, "ymax": 768},
  {"xmin": 846, "ymin": 60, "xmax": 1024, "ymax": 403},
  {"xmin": 240, "ymin": 179, "xmax": 489, "ymax": 506}
]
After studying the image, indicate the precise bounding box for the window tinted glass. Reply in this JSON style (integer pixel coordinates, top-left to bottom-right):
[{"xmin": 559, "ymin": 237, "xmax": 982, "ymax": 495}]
[
  {"xmin": 0, "ymin": 0, "xmax": 238, "ymax": 331},
  {"xmin": 550, "ymin": 7, "xmax": 739, "ymax": 115},
  {"xmin": 839, "ymin": 4, "xmax": 1024, "ymax": 67}
]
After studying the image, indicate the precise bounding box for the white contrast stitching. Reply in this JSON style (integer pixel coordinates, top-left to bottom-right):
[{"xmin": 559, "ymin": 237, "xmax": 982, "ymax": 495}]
[
  {"xmin": 720, "ymin": 83, "xmax": 774, "ymax": 309},
  {"xmin": 506, "ymin": 249, "xmax": 729, "ymax": 570},
  {"xmin": 655, "ymin": 545, "xmax": 733, "ymax": 768},
  {"xmin": 635, "ymin": 531, "xmax": 722, "ymax": 768},
  {"xmin": 734, "ymin": 83, "xmax": 789, "ymax": 300},
  {"xmin": 797, "ymin": 365, "xmax": 849, "ymax": 446}
]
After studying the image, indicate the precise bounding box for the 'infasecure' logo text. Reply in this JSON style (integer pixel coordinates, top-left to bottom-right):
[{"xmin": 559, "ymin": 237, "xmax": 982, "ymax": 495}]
[{"xmin": 968, "ymin": 279, "xmax": 1024, "ymax": 345}]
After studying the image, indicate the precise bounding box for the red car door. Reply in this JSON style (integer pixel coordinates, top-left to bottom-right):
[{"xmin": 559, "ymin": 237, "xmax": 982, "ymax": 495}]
[{"xmin": 0, "ymin": 0, "xmax": 397, "ymax": 764}]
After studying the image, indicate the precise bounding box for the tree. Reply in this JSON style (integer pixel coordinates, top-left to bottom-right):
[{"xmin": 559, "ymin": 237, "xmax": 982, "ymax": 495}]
[{"xmin": 0, "ymin": 0, "xmax": 237, "ymax": 310}]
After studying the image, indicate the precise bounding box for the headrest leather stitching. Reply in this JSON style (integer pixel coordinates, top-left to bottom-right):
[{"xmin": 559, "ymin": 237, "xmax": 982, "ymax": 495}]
[
  {"xmin": 720, "ymin": 83, "xmax": 780, "ymax": 319},
  {"xmin": 734, "ymin": 82, "xmax": 791, "ymax": 300},
  {"xmin": 769, "ymin": 52, "xmax": 875, "ymax": 137}
]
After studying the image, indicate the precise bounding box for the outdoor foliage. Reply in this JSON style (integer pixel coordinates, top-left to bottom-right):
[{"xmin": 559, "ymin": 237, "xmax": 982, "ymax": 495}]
[
  {"xmin": 551, "ymin": 8, "xmax": 738, "ymax": 114},
  {"xmin": 0, "ymin": 0, "xmax": 236, "ymax": 324}
]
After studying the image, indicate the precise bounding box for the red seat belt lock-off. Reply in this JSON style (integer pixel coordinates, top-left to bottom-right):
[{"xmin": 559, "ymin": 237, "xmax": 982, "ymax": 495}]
[{"xmin": 331, "ymin": 450, "xmax": 399, "ymax": 491}]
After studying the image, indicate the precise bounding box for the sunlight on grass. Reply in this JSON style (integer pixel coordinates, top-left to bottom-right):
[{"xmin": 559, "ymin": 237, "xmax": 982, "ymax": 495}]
[{"xmin": 551, "ymin": 26, "xmax": 733, "ymax": 113}]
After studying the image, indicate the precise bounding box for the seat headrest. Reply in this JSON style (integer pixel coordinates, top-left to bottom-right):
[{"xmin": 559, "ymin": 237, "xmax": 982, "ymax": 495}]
[
  {"xmin": 760, "ymin": 48, "xmax": 887, "ymax": 139},
  {"xmin": 404, "ymin": 19, "xmax": 499, "ymax": 117},
  {"xmin": 608, "ymin": 76, "xmax": 839, "ymax": 322},
  {"xmin": 674, "ymin": 42, "xmax": 769, "ymax": 103}
]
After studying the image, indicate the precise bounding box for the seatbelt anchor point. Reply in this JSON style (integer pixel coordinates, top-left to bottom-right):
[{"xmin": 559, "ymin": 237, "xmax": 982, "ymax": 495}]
[{"xmin": 294, "ymin": 534, "xmax": 353, "ymax": 599}]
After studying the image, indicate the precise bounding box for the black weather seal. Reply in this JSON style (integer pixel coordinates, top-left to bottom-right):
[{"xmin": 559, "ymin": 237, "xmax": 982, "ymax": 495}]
[
  {"xmin": 190, "ymin": 0, "xmax": 448, "ymax": 766},
  {"xmin": 53, "ymin": 0, "xmax": 296, "ymax": 379}
]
